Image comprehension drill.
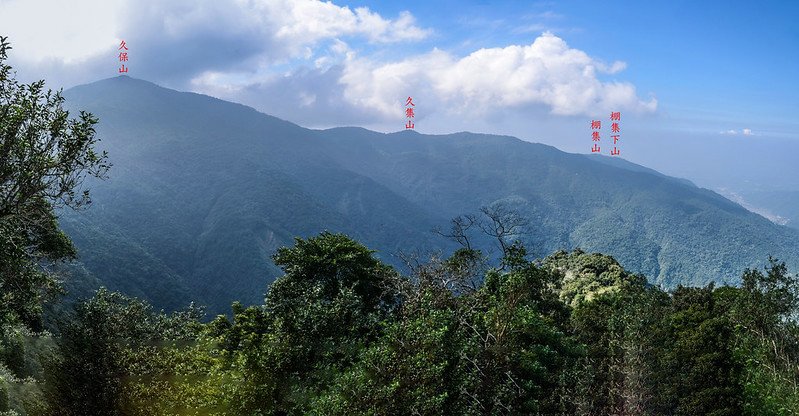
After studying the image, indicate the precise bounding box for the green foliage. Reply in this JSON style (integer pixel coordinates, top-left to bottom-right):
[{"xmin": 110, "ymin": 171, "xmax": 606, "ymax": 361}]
[
  {"xmin": 121, "ymin": 330, "xmax": 231, "ymax": 416},
  {"xmin": 44, "ymin": 288, "xmax": 203, "ymax": 416},
  {"xmin": 657, "ymin": 285, "xmax": 744, "ymax": 415},
  {"xmin": 202, "ymin": 233, "xmax": 401, "ymax": 415},
  {"xmin": 0, "ymin": 323, "xmax": 54, "ymax": 416},
  {"xmin": 0, "ymin": 36, "xmax": 108, "ymax": 329},
  {"xmin": 545, "ymin": 249, "xmax": 647, "ymax": 308},
  {"xmin": 268, "ymin": 231, "xmax": 399, "ymax": 335},
  {"xmin": 5, "ymin": 232, "xmax": 799, "ymax": 414},
  {"xmin": 732, "ymin": 260, "xmax": 799, "ymax": 415},
  {"xmin": 16, "ymin": 233, "xmax": 794, "ymax": 415},
  {"xmin": 570, "ymin": 285, "xmax": 668, "ymax": 414},
  {"xmin": 310, "ymin": 303, "xmax": 460, "ymax": 415},
  {"xmin": 309, "ymin": 235, "xmax": 582, "ymax": 415}
]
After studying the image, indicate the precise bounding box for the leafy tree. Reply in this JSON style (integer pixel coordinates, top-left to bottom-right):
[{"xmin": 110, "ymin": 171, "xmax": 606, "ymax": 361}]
[
  {"xmin": 44, "ymin": 289, "xmax": 202, "ymax": 416},
  {"xmin": 571, "ymin": 284, "xmax": 669, "ymax": 415},
  {"xmin": 544, "ymin": 249, "xmax": 647, "ymax": 309},
  {"xmin": 656, "ymin": 285, "xmax": 744, "ymax": 415},
  {"xmin": 312, "ymin": 237, "xmax": 580, "ymax": 415},
  {"xmin": 0, "ymin": 36, "xmax": 109, "ymax": 328},
  {"xmin": 732, "ymin": 259, "xmax": 799, "ymax": 414},
  {"xmin": 459, "ymin": 263, "xmax": 579, "ymax": 415},
  {"xmin": 310, "ymin": 291, "xmax": 462, "ymax": 415},
  {"xmin": 545, "ymin": 249, "xmax": 666, "ymax": 415},
  {"xmin": 738, "ymin": 258, "xmax": 799, "ymax": 332},
  {"xmin": 122, "ymin": 326, "xmax": 230, "ymax": 416},
  {"xmin": 0, "ymin": 321, "xmax": 55, "ymax": 416},
  {"xmin": 266, "ymin": 231, "xmax": 400, "ymax": 341},
  {"xmin": 213, "ymin": 232, "xmax": 400, "ymax": 415}
]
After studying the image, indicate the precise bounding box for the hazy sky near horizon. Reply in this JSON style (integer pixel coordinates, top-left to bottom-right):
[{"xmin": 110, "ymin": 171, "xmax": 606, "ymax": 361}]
[{"xmin": 2, "ymin": 0, "xmax": 798, "ymax": 190}]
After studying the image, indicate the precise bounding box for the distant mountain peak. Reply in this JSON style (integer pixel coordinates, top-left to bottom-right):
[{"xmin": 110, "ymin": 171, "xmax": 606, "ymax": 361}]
[
  {"xmin": 64, "ymin": 75, "xmax": 304, "ymax": 134},
  {"xmin": 58, "ymin": 73, "xmax": 799, "ymax": 314},
  {"xmin": 78, "ymin": 74, "xmax": 162, "ymax": 89}
]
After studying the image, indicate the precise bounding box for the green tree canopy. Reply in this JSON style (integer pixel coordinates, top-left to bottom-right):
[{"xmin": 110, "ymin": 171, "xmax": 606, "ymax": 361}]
[{"xmin": 0, "ymin": 36, "xmax": 109, "ymax": 328}]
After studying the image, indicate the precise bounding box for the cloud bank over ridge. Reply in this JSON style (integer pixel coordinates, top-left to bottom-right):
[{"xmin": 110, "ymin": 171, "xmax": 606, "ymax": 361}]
[{"xmin": 1, "ymin": 0, "xmax": 656, "ymax": 129}]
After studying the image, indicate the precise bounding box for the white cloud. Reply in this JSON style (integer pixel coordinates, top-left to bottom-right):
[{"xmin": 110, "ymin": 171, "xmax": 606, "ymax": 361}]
[
  {"xmin": 255, "ymin": 1, "xmax": 429, "ymax": 51},
  {"xmin": 1, "ymin": 2, "xmax": 656, "ymax": 131},
  {"xmin": 0, "ymin": 0, "xmax": 123, "ymax": 64},
  {"xmin": 720, "ymin": 128, "xmax": 755, "ymax": 136},
  {"xmin": 339, "ymin": 32, "xmax": 656, "ymax": 119},
  {"xmin": 1, "ymin": 0, "xmax": 429, "ymax": 86}
]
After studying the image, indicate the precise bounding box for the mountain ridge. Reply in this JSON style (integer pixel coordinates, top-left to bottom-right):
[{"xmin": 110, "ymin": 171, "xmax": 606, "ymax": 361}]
[{"xmin": 57, "ymin": 76, "xmax": 799, "ymax": 313}]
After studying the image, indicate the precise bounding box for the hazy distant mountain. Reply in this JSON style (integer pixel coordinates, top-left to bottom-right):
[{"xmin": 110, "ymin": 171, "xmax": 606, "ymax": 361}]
[
  {"xmin": 728, "ymin": 189, "xmax": 799, "ymax": 229},
  {"xmin": 58, "ymin": 76, "xmax": 799, "ymax": 314}
]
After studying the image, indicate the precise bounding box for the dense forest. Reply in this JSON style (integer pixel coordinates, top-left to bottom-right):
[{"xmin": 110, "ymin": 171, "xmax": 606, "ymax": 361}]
[
  {"xmin": 3, "ymin": 231, "xmax": 799, "ymax": 415},
  {"xmin": 2, "ymin": 37, "xmax": 799, "ymax": 415}
]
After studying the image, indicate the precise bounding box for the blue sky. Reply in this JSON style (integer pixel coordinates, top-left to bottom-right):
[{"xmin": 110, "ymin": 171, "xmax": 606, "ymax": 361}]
[
  {"xmin": 364, "ymin": 0, "xmax": 799, "ymax": 136},
  {"xmin": 1, "ymin": 0, "xmax": 797, "ymax": 193}
]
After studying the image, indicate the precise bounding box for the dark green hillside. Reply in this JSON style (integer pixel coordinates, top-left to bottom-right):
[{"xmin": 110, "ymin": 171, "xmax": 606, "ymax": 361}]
[
  {"xmin": 315, "ymin": 128, "xmax": 799, "ymax": 285},
  {"xmin": 58, "ymin": 76, "xmax": 799, "ymax": 313},
  {"xmin": 59, "ymin": 76, "xmax": 446, "ymax": 312}
]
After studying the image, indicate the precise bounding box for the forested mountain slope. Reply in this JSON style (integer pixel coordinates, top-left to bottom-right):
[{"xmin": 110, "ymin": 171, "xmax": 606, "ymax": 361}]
[{"xmin": 59, "ymin": 76, "xmax": 799, "ymax": 313}]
